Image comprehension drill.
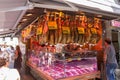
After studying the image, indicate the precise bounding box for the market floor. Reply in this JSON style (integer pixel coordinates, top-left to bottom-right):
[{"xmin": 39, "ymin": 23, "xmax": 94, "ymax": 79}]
[{"xmin": 21, "ymin": 72, "xmax": 36, "ymax": 80}]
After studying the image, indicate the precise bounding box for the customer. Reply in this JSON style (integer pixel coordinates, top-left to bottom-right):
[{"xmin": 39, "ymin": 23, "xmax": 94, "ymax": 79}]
[
  {"xmin": 0, "ymin": 57, "xmax": 20, "ymax": 80},
  {"xmin": 104, "ymin": 38, "xmax": 118, "ymax": 80},
  {"xmin": 14, "ymin": 45, "xmax": 22, "ymax": 73},
  {"xmin": 6, "ymin": 46, "xmax": 15, "ymax": 68}
]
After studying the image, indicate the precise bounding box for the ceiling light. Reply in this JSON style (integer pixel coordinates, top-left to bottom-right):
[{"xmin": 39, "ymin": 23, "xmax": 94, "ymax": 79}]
[
  {"xmin": 26, "ymin": 13, "xmax": 32, "ymax": 16},
  {"xmin": 97, "ymin": 15, "xmax": 102, "ymax": 17},
  {"xmin": 22, "ymin": 19, "xmax": 27, "ymax": 22}
]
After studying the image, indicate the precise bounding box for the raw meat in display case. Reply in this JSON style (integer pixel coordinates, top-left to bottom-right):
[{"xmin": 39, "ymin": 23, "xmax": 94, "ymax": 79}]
[{"xmin": 28, "ymin": 51, "xmax": 98, "ymax": 80}]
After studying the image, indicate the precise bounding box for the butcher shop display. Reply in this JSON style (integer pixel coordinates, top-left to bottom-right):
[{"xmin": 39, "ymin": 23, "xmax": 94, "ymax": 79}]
[{"xmin": 21, "ymin": 10, "xmax": 103, "ymax": 80}]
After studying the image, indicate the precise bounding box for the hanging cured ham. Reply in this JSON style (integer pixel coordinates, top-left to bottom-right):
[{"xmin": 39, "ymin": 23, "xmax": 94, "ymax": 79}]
[
  {"xmin": 90, "ymin": 18, "xmax": 101, "ymax": 44},
  {"xmin": 42, "ymin": 13, "xmax": 49, "ymax": 43},
  {"xmin": 47, "ymin": 12, "xmax": 58, "ymax": 45},
  {"xmin": 61, "ymin": 14, "xmax": 71, "ymax": 44},
  {"xmin": 86, "ymin": 17, "xmax": 93, "ymax": 43},
  {"xmin": 57, "ymin": 12, "xmax": 63, "ymax": 43},
  {"xmin": 77, "ymin": 15, "xmax": 87, "ymax": 44}
]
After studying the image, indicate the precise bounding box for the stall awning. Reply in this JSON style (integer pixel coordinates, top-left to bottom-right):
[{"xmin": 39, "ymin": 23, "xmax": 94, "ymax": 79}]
[
  {"xmin": 29, "ymin": 0, "xmax": 120, "ymax": 19},
  {"xmin": 13, "ymin": 0, "xmax": 120, "ymax": 36}
]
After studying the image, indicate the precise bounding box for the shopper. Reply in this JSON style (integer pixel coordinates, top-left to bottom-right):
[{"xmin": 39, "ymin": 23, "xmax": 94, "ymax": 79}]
[
  {"xmin": 0, "ymin": 48, "xmax": 9, "ymax": 60},
  {"xmin": 0, "ymin": 57, "xmax": 20, "ymax": 80},
  {"xmin": 14, "ymin": 45, "xmax": 22, "ymax": 73},
  {"xmin": 104, "ymin": 38, "xmax": 118, "ymax": 80},
  {"xmin": 6, "ymin": 46, "xmax": 15, "ymax": 68}
]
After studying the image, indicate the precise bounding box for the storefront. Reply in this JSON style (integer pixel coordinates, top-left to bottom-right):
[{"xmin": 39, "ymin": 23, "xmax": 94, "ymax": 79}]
[
  {"xmin": 16, "ymin": 0, "xmax": 120, "ymax": 80},
  {"xmin": 110, "ymin": 20, "xmax": 120, "ymax": 66}
]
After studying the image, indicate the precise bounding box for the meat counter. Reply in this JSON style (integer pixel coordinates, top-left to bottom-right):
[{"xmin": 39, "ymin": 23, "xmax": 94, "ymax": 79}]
[{"xmin": 26, "ymin": 52, "xmax": 100, "ymax": 80}]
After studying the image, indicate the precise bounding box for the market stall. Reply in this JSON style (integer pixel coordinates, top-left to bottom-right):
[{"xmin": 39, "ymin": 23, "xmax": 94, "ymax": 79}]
[{"xmin": 20, "ymin": 9, "xmax": 104, "ymax": 80}]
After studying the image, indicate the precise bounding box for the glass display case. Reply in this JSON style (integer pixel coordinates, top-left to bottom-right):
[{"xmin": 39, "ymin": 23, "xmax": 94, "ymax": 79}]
[{"xmin": 27, "ymin": 43, "xmax": 99, "ymax": 80}]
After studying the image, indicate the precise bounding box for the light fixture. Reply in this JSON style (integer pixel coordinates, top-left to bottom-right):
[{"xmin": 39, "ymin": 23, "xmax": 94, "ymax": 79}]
[
  {"xmin": 22, "ymin": 19, "xmax": 27, "ymax": 22},
  {"xmin": 26, "ymin": 13, "xmax": 32, "ymax": 16},
  {"xmin": 97, "ymin": 15, "xmax": 102, "ymax": 17}
]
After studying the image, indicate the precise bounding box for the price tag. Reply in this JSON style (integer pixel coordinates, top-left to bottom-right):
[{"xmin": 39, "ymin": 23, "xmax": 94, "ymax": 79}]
[
  {"xmin": 77, "ymin": 58, "xmax": 81, "ymax": 60},
  {"xmin": 36, "ymin": 27, "xmax": 42, "ymax": 35},
  {"xmin": 48, "ymin": 21, "xmax": 57, "ymax": 29},
  {"xmin": 78, "ymin": 27, "xmax": 85, "ymax": 34},
  {"xmin": 91, "ymin": 28, "xmax": 97, "ymax": 34},
  {"xmin": 62, "ymin": 26, "xmax": 70, "ymax": 34}
]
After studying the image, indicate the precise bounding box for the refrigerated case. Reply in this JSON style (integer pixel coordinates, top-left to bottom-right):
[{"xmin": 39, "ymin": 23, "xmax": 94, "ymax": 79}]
[{"xmin": 27, "ymin": 47, "xmax": 100, "ymax": 80}]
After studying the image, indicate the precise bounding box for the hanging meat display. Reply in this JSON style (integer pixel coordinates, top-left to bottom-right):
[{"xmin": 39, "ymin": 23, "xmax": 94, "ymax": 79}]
[
  {"xmin": 42, "ymin": 13, "xmax": 49, "ymax": 43},
  {"xmin": 69, "ymin": 15, "xmax": 77, "ymax": 43},
  {"xmin": 21, "ymin": 10, "xmax": 102, "ymax": 48},
  {"xmin": 77, "ymin": 15, "xmax": 87, "ymax": 44},
  {"xmin": 94, "ymin": 18, "xmax": 102, "ymax": 43},
  {"xmin": 47, "ymin": 12, "xmax": 58, "ymax": 45},
  {"xmin": 36, "ymin": 16, "xmax": 44, "ymax": 44},
  {"xmin": 57, "ymin": 12, "xmax": 63, "ymax": 43},
  {"xmin": 61, "ymin": 14, "xmax": 71, "ymax": 44},
  {"xmin": 89, "ymin": 18, "xmax": 102, "ymax": 44},
  {"xmin": 87, "ymin": 17, "xmax": 94, "ymax": 43}
]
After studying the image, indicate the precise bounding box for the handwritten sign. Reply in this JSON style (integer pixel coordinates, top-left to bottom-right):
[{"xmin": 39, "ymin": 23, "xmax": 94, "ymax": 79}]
[
  {"xmin": 48, "ymin": 21, "xmax": 57, "ymax": 29},
  {"xmin": 62, "ymin": 27, "xmax": 70, "ymax": 34},
  {"xmin": 78, "ymin": 27, "xmax": 85, "ymax": 34},
  {"xmin": 36, "ymin": 27, "xmax": 42, "ymax": 35},
  {"xmin": 91, "ymin": 28, "xmax": 97, "ymax": 34}
]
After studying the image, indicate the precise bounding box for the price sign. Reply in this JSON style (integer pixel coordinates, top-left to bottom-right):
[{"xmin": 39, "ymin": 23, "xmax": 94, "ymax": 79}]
[
  {"xmin": 62, "ymin": 27, "xmax": 70, "ymax": 34},
  {"xmin": 36, "ymin": 27, "xmax": 42, "ymax": 35},
  {"xmin": 78, "ymin": 27, "xmax": 85, "ymax": 34},
  {"xmin": 91, "ymin": 28, "xmax": 97, "ymax": 34},
  {"xmin": 48, "ymin": 21, "xmax": 57, "ymax": 30}
]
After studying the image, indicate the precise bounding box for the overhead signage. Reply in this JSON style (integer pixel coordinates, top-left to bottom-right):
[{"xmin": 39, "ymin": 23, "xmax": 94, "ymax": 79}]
[{"xmin": 112, "ymin": 20, "xmax": 120, "ymax": 27}]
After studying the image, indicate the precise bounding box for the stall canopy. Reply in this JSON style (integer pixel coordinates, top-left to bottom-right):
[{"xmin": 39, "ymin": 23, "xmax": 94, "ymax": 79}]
[
  {"xmin": 0, "ymin": 0, "xmax": 30, "ymax": 37},
  {"xmin": 1, "ymin": 0, "xmax": 120, "ymax": 37}
]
